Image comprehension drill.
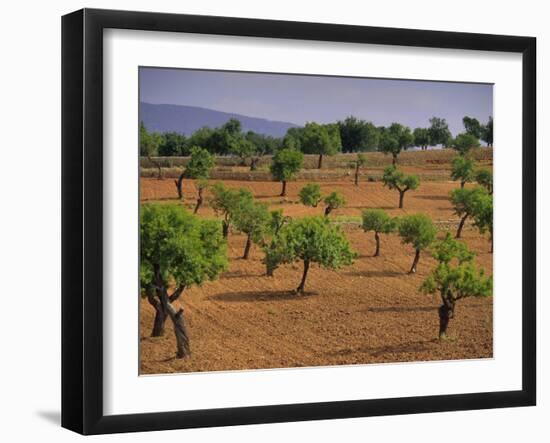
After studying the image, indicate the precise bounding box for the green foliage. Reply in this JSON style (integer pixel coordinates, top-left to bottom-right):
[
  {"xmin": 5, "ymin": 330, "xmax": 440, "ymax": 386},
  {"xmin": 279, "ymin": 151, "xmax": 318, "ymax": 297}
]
[
  {"xmin": 361, "ymin": 209, "xmax": 396, "ymax": 234},
  {"xmin": 397, "ymin": 213, "xmax": 437, "ymax": 251},
  {"xmin": 185, "ymin": 146, "xmax": 215, "ymax": 179},
  {"xmin": 301, "ymin": 122, "xmax": 342, "ymax": 159},
  {"xmin": 379, "ymin": 123, "xmax": 414, "ymax": 162},
  {"xmin": 451, "ymin": 155, "xmax": 476, "ymax": 187},
  {"xmin": 139, "ymin": 121, "xmax": 161, "ymax": 157},
  {"xmin": 413, "ymin": 127, "xmax": 431, "ymax": 149},
  {"xmin": 323, "ymin": 191, "xmax": 346, "ymax": 214},
  {"xmin": 338, "ymin": 116, "xmax": 380, "ymax": 152},
  {"xmin": 462, "ymin": 116, "xmax": 483, "ymax": 139},
  {"xmin": 452, "ymin": 133, "xmax": 481, "ymax": 155},
  {"xmin": 450, "ymin": 187, "xmax": 488, "ymax": 218},
  {"xmin": 475, "ymin": 168, "xmax": 493, "ymax": 194},
  {"xmin": 420, "ymin": 234, "xmax": 492, "ymax": 302},
  {"xmin": 382, "ymin": 165, "xmax": 420, "ymax": 192},
  {"xmin": 270, "ymin": 148, "xmax": 304, "ymax": 182},
  {"xmin": 283, "ymin": 127, "xmax": 305, "ymax": 151},
  {"xmin": 356, "ymin": 153, "xmax": 367, "ymax": 167},
  {"xmin": 229, "ymin": 137, "xmax": 256, "ymax": 162},
  {"xmin": 210, "ymin": 183, "xmax": 254, "ymax": 226},
  {"xmin": 299, "ymin": 183, "xmax": 322, "ymax": 207},
  {"xmin": 269, "ymin": 216, "xmax": 357, "ymax": 270},
  {"xmin": 428, "ymin": 117, "xmax": 452, "ymax": 146},
  {"xmin": 233, "ymin": 200, "xmax": 272, "ymax": 244},
  {"xmin": 158, "ymin": 132, "xmax": 188, "ymax": 156},
  {"xmin": 481, "ymin": 116, "xmax": 493, "ymax": 147},
  {"xmin": 140, "ymin": 204, "xmax": 228, "ymax": 290},
  {"xmin": 472, "ymin": 192, "xmax": 493, "ymax": 237}
]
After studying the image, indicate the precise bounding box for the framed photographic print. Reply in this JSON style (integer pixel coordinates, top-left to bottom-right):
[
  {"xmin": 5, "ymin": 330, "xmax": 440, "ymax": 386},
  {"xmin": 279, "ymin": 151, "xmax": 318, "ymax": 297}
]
[{"xmin": 61, "ymin": 8, "xmax": 536, "ymax": 435}]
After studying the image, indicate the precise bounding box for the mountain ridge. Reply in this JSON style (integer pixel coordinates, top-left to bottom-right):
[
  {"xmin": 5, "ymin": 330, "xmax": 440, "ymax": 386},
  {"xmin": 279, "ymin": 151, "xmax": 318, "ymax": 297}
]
[{"xmin": 140, "ymin": 102, "xmax": 298, "ymax": 138}]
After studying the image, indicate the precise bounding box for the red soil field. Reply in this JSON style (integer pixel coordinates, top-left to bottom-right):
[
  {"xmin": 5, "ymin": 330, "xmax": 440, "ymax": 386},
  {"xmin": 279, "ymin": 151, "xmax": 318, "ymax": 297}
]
[{"xmin": 139, "ymin": 176, "xmax": 493, "ymax": 374}]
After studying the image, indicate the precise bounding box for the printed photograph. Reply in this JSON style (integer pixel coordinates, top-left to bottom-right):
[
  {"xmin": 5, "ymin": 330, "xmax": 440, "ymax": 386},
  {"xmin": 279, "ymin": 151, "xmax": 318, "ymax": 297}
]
[{"xmin": 139, "ymin": 68, "xmax": 494, "ymax": 375}]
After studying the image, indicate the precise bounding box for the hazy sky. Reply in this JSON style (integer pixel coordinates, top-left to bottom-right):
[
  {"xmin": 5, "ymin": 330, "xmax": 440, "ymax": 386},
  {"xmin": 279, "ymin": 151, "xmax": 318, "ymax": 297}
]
[{"xmin": 140, "ymin": 67, "xmax": 493, "ymax": 136}]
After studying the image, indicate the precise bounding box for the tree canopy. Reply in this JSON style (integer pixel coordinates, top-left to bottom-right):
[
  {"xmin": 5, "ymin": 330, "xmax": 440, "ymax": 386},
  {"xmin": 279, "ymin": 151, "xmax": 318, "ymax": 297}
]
[
  {"xmin": 428, "ymin": 117, "xmax": 452, "ymax": 147},
  {"xmin": 210, "ymin": 183, "xmax": 254, "ymax": 237},
  {"xmin": 323, "ymin": 191, "xmax": 346, "ymax": 216},
  {"xmin": 413, "ymin": 127, "xmax": 431, "ymax": 150},
  {"xmin": 233, "ymin": 199, "xmax": 272, "ymax": 259},
  {"xmin": 338, "ymin": 116, "xmax": 380, "ymax": 152},
  {"xmin": 450, "ymin": 155, "xmax": 476, "ymax": 188},
  {"xmin": 301, "ymin": 122, "xmax": 342, "ymax": 168},
  {"xmin": 267, "ymin": 216, "xmax": 356, "ymax": 293},
  {"xmin": 185, "ymin": 146, "xmax": 215, "ymax": 179},
  {"xmin": 299, "ymin": 183, "xmax": 322, "ymax": 207},
  {"xmin": 475, "ymin": 168, "xmax": 493, "ymax": 194},
  {"xmin": 452, "ymin": 133, "xmax": 480, "ymax": 156},
  {"xmin": 462, "ymin": 116, "xmax": 483, "ymax": 139},
  {"xmin": 397, "ymin": 213, "xmax": 437, "ymax": 274},
  {"xmin": 450, "ymin": 186, "xmax": 488, "ymax": 238},
  {"xmin": 270, "ymin": 148, "xmax": 304, "ymax": 196},
  {"xmin": 382, "ymin": 165, "xmax": 420, "ymax": 208},
  {"xmin": 379, "ymin": 123, "xmax": 414, "ymax": 164}
]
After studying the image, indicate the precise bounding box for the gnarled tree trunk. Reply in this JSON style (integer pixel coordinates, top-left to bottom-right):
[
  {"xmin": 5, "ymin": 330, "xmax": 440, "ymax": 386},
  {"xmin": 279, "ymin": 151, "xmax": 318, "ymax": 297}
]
[
  {"xmin": 280, "ymin": 180, "xmax": 287, "ymax": 197},
  {"xmin": 296, "ymin": 260, "xmax": 310, "ymax": 294},
  {"xmin": 438, "ymin": 297, "xmax": 455, "ymax": 340},
  {"xmin": 374, "ymin": 231, "xmax": 380, "ymax": 257},
  {"xmin": 174, "ymin": 170, "xmax": 185, "ymax": 200},
  {"xmin": 324, "ymin": 206, "xmax": 332, "ymax": 217},
  {"xmin": 392, "ymin": 153, "xmax": 398, "ymax": 165},
  {"xmin": 222, "ymin": 219, "xmax": 229, "ymax": 238},
  {"xmin": 161, "ymin": 293, "xmax": 191, "ymax": 358},
  {"xmin": 243, "ymin": 234, "xmax": 252, "ymax": 259},
  {"xmin": 398, "ymin": 190, "xmax": 405, "ymax": 209},
  {"xmin": 148, "ymin": 155, "xmax": 162, "ymax": 180},
  {"xmin": 354, "ymin": 163, "xmax": 360, "ymax": 186},
  {"xmin": 193, "ymin": 187, "xmax": 204, "ymax": 214},
  {"xmin": 318, "ymin": 154, "xmax": 323, "ymax": 169},
  {"xmin": 408, "ymin": 249, "xmax": 420, "ymax": 274},
  {"xmin": 456, "ymin": 214, "xmax": 468, "ymax": 238},
  {"xmin": 146, "ymin": 290, "xmax": 166, "ymax": 337}
]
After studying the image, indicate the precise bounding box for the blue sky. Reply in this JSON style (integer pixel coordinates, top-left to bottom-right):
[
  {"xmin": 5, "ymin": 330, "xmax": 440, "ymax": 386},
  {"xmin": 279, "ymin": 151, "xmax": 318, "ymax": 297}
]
[{"xmin": 140, "ymin": 67, "xmax": 493, "ymax": 136}]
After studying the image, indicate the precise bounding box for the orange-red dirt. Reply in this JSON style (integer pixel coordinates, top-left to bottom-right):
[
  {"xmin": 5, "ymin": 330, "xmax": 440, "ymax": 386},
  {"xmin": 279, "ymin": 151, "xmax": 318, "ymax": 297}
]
[{"xmin": 139, "ymin": 177, "xmax": 493, "ymax": 375}]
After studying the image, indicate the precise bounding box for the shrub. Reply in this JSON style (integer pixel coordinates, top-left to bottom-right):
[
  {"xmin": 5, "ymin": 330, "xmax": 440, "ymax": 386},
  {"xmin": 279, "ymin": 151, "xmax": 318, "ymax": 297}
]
[{"xmin": 299, "ymin": 183, "xmax": 322, "ymax": 207}]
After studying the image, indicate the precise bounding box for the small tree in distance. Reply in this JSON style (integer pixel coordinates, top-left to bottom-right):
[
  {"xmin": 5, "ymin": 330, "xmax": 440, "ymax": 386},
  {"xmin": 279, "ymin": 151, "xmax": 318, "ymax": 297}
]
[
  {"xmin": 323, "ymin": 192, "xmax": 346, "ymax": 216},
  {"xmin": 193, "ymin": 178, "xmax": 209, "ymax": 214},
  {"xmin": 451, "ymin": 155, "xmax": 476, "ymax": 188},
  {"xmin": 450, "ymin": 187, "xmax": 488, "ymax": 239},
  {"xmin": 268, "ymin": 217, "xmax": 356, "ymax": 294},
  {"xmin": 382, "ymin": 165, "xmax": 420, "ymax": 209},
  {"xmin": 140, "ymin": 204, "xmax": 227, "ymax": 357},
  {"xmin": 361, "ymin": 209, "xmax": 396, "ymax": 256},
  {"xmin": 476, "ymin": 169, "xmax": 493, "ymax": 195},
  {"xmin": 397, "ymin": 214, "xmax": 437, "ymax": 274},
  {"xmin": 420, "ymin": 233, "xmax": 492, "ymax": 339},
  {"xmin": 473, "ymin": 192, "xmax": 493, "ymax": 253},
  {"xmin": 299, "ymin": 183, "xmax": 322, "ymax": 207},
  {"xmin": 233, "ymin": 200, "xmax": 271, "ymax": 259},
  {"xmin": 413, "ymin": 127, "xmax": 431, "ymax": 150},
  {"xmin": 353, "ymin": 153, "xmax": 367, "ymax": 185},
  {"xmin": 301, "ymin": 122, "xmax": 342, "ymax": 169},
  {"xmin": 175, "ymin": 146, "xmax": 214, "ymax": 200},
  {"xmin": 452, "ymin": 133, "xmax": 480, "ymax": 156},
  {"xmin": 210, "ymin": 183, "xmax": 253, "ymax": 238},
  {"xmin": 379, "ymin": 123, "xmax": 414, "ymax": 165},
  {"xmin": 270, "ymin": 148, "xmax": 304, "ymax": 197},
  {"xmin": 262, "ymin": 209, "xmax": 291, "ymax": 277}
]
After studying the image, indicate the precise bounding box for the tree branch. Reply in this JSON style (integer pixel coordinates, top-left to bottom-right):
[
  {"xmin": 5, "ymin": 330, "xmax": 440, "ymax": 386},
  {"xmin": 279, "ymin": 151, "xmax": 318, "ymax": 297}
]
[{"xmin": 169, "ymin": 285, "xmax": 186, "ymax": 303}]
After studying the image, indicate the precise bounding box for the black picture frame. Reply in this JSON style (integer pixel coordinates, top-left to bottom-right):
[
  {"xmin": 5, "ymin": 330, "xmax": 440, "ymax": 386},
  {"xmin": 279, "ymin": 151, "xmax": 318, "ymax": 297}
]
[{"xmin": 62, "ymin": 8, "xmax": 536, "ymax": 435}]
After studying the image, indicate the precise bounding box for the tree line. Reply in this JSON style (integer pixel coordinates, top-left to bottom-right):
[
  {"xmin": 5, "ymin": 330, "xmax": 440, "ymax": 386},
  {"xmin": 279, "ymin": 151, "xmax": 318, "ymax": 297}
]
[{"xmin": 140, "ymin": 115, "xmax": 494, "ymax": 170}]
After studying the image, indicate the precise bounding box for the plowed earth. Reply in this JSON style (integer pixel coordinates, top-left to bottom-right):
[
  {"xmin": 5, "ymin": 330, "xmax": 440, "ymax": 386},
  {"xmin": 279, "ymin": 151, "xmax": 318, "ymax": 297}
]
[{"xmin": 140, "ymin": 177, "xmax": 493, "ymax": 374}]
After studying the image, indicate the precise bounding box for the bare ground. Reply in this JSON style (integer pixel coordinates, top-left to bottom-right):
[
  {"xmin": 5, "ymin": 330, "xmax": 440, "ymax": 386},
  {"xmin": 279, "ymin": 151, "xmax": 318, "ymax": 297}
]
[{"xmin": 140, "ymin": 177, "xmax": 493, "ymax": 375}]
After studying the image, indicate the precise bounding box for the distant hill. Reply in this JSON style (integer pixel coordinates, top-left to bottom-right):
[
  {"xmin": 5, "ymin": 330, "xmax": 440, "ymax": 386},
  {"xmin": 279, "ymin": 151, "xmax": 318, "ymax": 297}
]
[{"xmin": 140, "ymin": 102, "xmax": 298, "ymax": 138}]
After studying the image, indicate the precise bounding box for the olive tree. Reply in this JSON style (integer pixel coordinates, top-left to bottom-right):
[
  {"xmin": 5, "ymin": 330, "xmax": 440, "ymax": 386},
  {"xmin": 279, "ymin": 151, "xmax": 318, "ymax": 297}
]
[
  {"xmin": 175, "ymin": 146, "xmax": 214, "ymax": 200},
  {"xmin": 382, "ymin": 165, "xmax": 420, "ymax": 209},
  {"xmin": 450, "ymin": 187, "xmax": 488, "ymax": 239},
  {"xmin": 420, "ymin": 233, "xmax": 492, "ymax": 339},
  {"xmin": 323, "ymin": 191, "xmax": 346, "ymax": 216},
  {"xmin": 451, "ymin": 155, "xmax": 476, "ymax": 188},
  {"xmin": 353, "ymin": 153, "xmax": 367, "ymax": 186},
  {"xmin": 397, "ymin": 214, "xmax": 437, "ymax": 274},
  {"xmin": 475, "ymin": 169, "xmax": 493, "ymax": 195},
  {"xmin": 361, "ymin": 209, "xmax": 396, "ymax": 256},
  {"xmin": 452, "ymin": 133, "xmax": 480, "ymax": 156},
  {"xmin": 299, "ymin": 183, "xmax": 322, "ymax": 207},
  {"xmin": 210, "ymin": 183, "xmax": 253, "ymax": 238},
  {"xmin": 301, "ymin": 122, "xmax": 342, "ymax": 169},
  {"xmin": 481, "ymin": 117, "xmax": 493, "ymax": 147},
  {"xmin": 267, "ymin": 217, "xmax": 356, "ymax": 294},
  {"xmin": 473, "ymin": 192, "xmax": 493, "ymax": 253},
  {"xmin": 233, "ymin": 200, "xmax": 272, "ymax": 259},
  {"xmin": 462, "ymin": 116, "xmax": 483, "ymax": 139},
  {"xmin": 140, "ymin": 121, "xmax": 163, "ymax": 179},
  {"xmin": 270, "ymin": 148, "xmax": 304, "ymax": 196},
  {"xmin": 140, "ymin": 204, "xmax": 228, "ymax": 357},
  {"xmin": 413, "ymin": 127, "xmax": 431, "ymax": 150},
  {"xmin": 379, "ymin": 123, "xmax": 414, "ymax": 165},
  {"xmin": 262, "ymin": 209, "xmax": 291, "ymax": 277},
  {"xmin": 428, "ymin": 117, "xmax": 452, "ymax": 147}
]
